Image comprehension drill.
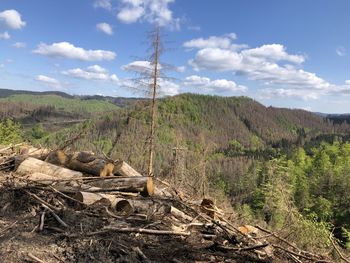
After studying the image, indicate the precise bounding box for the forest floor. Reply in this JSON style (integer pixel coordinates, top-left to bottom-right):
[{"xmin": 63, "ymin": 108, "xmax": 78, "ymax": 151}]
[{"xmin": 0, "ymin": 183, "xmax": 273, "ymax": 263}]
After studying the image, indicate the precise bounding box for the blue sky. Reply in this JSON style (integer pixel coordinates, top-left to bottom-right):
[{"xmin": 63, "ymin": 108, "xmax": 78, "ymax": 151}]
[{"xmin": 1, "ymin": 0, "xmax": 350, "ymax": 113}]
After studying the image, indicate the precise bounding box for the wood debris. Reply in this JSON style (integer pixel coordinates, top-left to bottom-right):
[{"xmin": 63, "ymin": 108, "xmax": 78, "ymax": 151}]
[{"xmin": 0, "ymin": 144, "xmax": 340, "ymax": 262}]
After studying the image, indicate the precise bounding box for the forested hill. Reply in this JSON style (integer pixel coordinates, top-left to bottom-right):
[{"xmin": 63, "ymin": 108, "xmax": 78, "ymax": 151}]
[
  {"xmin": 155, "ymin": 93, "xmax": 345, "ymax": 148},
  {"xmin": 0, "ymin": 88, "xmax": 74, "ymax": 98}
]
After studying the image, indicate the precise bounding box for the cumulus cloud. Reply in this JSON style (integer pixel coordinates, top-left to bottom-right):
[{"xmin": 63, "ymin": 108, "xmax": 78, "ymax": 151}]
[
  {"xmin": 184, "ymin": 75, "xmax": 247, "ymax": 94},
  {"xmin": 121, "ymin": 60, "xmax": 161, "ymax": 72},
  {"xmin": 336, "ymin": 46, "xmax": 346, "ymax": 57},
  {"xmin": 0, "ymin": 10, "xmax": 26, "ymax": 29},
  {"xmin": 93, "ymin": 0, "xmax": 112, "ymax": 10},
  {"xmin": 96, "ymin": 22, "xmax": 113, "ymax": 35},
  {"xmin": 120, "ymin": 60, "xmax": 180, "ymax": 96},
  {"xmin": 33, "ymin": 42, "xmax": 116, "ymax": 61},
  {"xmin": 12, "ymin": 42, "xmax": 26, "ymax": 48},
  {"xmin": 116, "ymin": 0, "xmax": 179, "ymax": 29},
  {"xmin": 185, "ymin": 33, "xmax": 350, "ymax": 100},
  {"xmin": 0, "ymin": 31, "xmax": 10, "ymax": 40},
  {"xmin": 183, "ymin": 33, "xmax": 241, "ymax": 50},
  {"xmin": 35, "ymin": 75, "xmax": 62, "ymax": 89},
  {"xmin": 62, "ymin": 65, "xmax": 119, "ymax": 82},
  {"xmin": 121, "ymin": 60, "xmax": 184, "ymax": 74}
]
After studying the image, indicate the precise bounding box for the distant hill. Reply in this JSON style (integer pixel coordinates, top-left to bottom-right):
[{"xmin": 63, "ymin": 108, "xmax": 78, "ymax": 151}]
[
  {"xmin": 326, "ymin": 114, "xmax": 350, "ymax": 124},
  {"xmin": 0, "ymin": 88, "xmax": 74, "ymax": 99},
  {"xmin": 0, "ymin": 88, "xmax": 143, "ymax": 108}
]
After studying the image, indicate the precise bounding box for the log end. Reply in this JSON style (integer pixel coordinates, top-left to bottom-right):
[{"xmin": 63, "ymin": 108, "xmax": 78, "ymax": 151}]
[
  {"xmin": 142, "ymin": 177, "xmax": 154, "ymax": 197},
  {"xmin": 46, "ymin": 150, "xmax": 67, "ymax": 165},
  {"xmin": 100, "ymin": 163, "xmax": 115, "ymax": 177},
  {"xmin": 115, "ymin": 199, "xmax": 133, "ymax": 216}
]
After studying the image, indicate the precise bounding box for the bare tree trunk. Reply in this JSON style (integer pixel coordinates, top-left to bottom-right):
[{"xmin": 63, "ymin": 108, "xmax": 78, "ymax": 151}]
[{"xmin": 147, "ymin": 26, "xmax": 160, "ymax": 178}]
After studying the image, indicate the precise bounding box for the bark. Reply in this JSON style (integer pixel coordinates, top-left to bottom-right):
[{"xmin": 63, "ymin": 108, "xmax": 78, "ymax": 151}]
[
  {"xmin": 47, "ymin": 151, "xmax": 115, "ymax": 177},
  {"xmin": 16, "ymin": 157, "xmax": 82, "ymax": 178},
  {"xmin": 113, "ymin": 160, "xmax": 142, "ymax": 177},
  {"xmin": 89, "ymin": 176, "xmax": 154, "ymax": 196}
]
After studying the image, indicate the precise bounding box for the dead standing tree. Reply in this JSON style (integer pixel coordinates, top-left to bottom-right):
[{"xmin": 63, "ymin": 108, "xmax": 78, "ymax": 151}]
[
  {"xmin": 148, "ymin": 27, "xmax": 160, "ymax": 178},
  {"xmin": 125, "ymin": 26, "xmax": 171, "ymax": 178}
]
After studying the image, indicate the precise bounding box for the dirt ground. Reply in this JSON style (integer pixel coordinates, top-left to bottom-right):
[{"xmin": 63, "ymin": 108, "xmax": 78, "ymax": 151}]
[{"xmin": 0, "ymin": 187, "xmax": 274, "ymax": 263}]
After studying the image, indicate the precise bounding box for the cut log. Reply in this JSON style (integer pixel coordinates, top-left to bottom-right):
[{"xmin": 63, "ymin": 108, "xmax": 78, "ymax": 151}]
[
  {"xmin": 154, "ymin": 187, "xmax": 173, "ymax": 198},
  {"xmin": 16, "ymin": 157, "xmax": 82, "ymax": 178},
  {"xmin": 46, "ymin": 151, "xmax": 114, "ymax": 177},
  {"xmin": 74, "ymin": 192, "xmax": 121, "ymax": 206},
  {"xmin": 169, "ymin": 206, "xmax": 193, "ymax": 221},
  {"xmin": 45, "ymin": 150, "xmax": 67, "ymax": 165},
  {"xmin": 19, "ymin": 146, "xmax": 50, "ymax": 160},
  {"xmin": 67, "ymin": 158, "xmax": 114, "ymax": 177},
  {"xmin": 74, "ymin": 192, "xmax": 158, "ymax": 216},
  {"xmin": 113, "ymin": 161, "xmax": 142, "ymax": 177},
  {"xmin": 89, "ymin": 176, "xmax": 154, "ymax": 196},
  {"xmin": 22, "ymin": 172, "xmax": 79, "ymax": 188}
]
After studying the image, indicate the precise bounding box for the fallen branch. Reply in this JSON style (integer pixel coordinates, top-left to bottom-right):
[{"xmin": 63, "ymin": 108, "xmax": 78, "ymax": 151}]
[
  {"xmin": 329, "ymin": 233, "xmax": 350, "ymax": 263},
  {"xmin": 218, "ymin": 243, "xmax": 269, "ymax": 252},
  {"xmin": 41, "ymin": 204, "xmax": 68, "ymax": 228},
  {"xmin": 255, "ymin": 225, "xmax": 322, "ymax": 259},
  {"xmin": 0, "ymin": 221, "xmax": 17, "ymax": 236},
  {"xmin": 24, "ymin": 190, "xmax": 60, "ymax": 212},
  {"xmin": 88, "ymin": 227, "xmax": 191, "ymax": 237},
  {"xmin": 27, "ymin": 253, "xmax": 45, "ymax": 263},
  {"xmin": 272, "ymin": 245, "xmax": 333, "ymax": 263}
]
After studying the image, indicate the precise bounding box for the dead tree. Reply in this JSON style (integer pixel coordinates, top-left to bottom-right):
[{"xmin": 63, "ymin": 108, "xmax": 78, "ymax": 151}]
[{"xmin": 124, "ymin": 26, "xmax": 174, "ymax": 178}]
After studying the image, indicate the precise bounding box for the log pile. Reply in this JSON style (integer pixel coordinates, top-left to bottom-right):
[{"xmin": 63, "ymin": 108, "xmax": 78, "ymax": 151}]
[{"xmin": 0, "ymin": 144, "xmax": 344, "ymax": 262}]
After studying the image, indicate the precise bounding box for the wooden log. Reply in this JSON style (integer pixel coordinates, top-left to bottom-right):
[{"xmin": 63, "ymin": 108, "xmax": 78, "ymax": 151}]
[
  {"xmin": 89, "ymin": 176, "xmax": 154, "ymax": 196},
  {"xmin": 19, "ymin": 146, "xmax": 50, "ymax": 160},
  {"xmin": 74, "ymin": 192, "xmax": 156, "ymax": 216},
  {"xmin": 46, "ymin": 150, "xmax": 114, "ymax": 177},
  {"xmin": 169, "ymin": 206, "xmax": 193, "ymax": 221},
  {"xmin": 45, "ymin": 150, "xmax": 67, "ymax": 165},
  {"xmin": 23, "ymin": 172, "xmax": 80, "ymax": 187},
  {"xmin": 67, "ymin": 158, "xmax": 114, "ymax": 177},
  {"xmin": 154, "ymin": 186, "xmax": 173, "ymax": 198},
  {"xmin": 16, "ymin": 157, "xmax": 82, "ymax": 178},
  {"xmin": 113, "ymin": 160, "xmax": 142, "ymax": 177},
  {"xmin": 74, "ymin": 191, "xmax": 121, "ymax": 206}
]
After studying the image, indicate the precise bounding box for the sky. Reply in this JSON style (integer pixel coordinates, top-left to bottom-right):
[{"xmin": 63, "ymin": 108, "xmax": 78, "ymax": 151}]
[{"xmin": 1, "ymin": 0, "xmax": 350, "ymax": 113}]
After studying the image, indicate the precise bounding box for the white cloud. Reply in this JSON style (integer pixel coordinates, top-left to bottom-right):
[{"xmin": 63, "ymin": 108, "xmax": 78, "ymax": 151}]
[
  {"xmin": 62, "ymin": 65, "xmax": 119, "ymax": 82},
  {"xmin": 33, "ymin": 42, "xmax": 116, "ymax": 61},
  {"xmin": 0, "ymin": 31, "xmax": 10, "ymax": 40},
  {"xmin": 121, "ymin": 60, "xmax": 160, "ymax": 72},
  {"xmin": 96, "ymin": 22, "xmax": 113, "ymax": 35},
  {"xmin": 116, "ymin": 0, "xmax": 179, "ymax": 28},
  {"xmin": 0, "ymin": 10, "xmax": 26, "ymax": 29},
  {"xmin": 12, "ymin": 42, "xmax": 26, "ymax": 48},
  {"xmin": 185, "ymin": 34, "xmax": 350, "ymax": 100},
  {"xmin": 35, "ymin": 75, "xmax": 62, "ymax": 89},
  {"xmin": 121, "ymin": 60, "xmax": 184, "ymax": 73},
  {"xmin": 159, "ymin": 79, "xmax": 179, "ymax": 96},
  {"xmin": 117, "ymin": 6, "xmax": 145, "ymax": 23},
  {"xmin": 241, "ymin": 44, "xmax": 305, "ymax": 64},
  {"xmin": 93, "ymin": 0, "xmax": 112, "ymax": 10},
  {"xmin": 0, "ymin": 64, "xmax": 4, "ymax": 68},
  {"xmin": 184, "ymin": 75, "xmax": 247, "ymax": 93},
  {"xmin": 336, "ymin": 46, "xmax": 346, "ymax": 57},
  {"xmin": 175, "ymin": 66, "xmax": 186, "ymax": 73},
  {"xmin": 183, "ymin": 33, "xmax": 239, "ymax": 50}
]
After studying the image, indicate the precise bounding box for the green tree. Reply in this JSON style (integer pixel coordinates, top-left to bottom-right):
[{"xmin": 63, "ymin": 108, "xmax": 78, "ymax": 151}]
[{"xmin": 0, "ymin": 119, "xmax": 22, "ymax": 144}]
